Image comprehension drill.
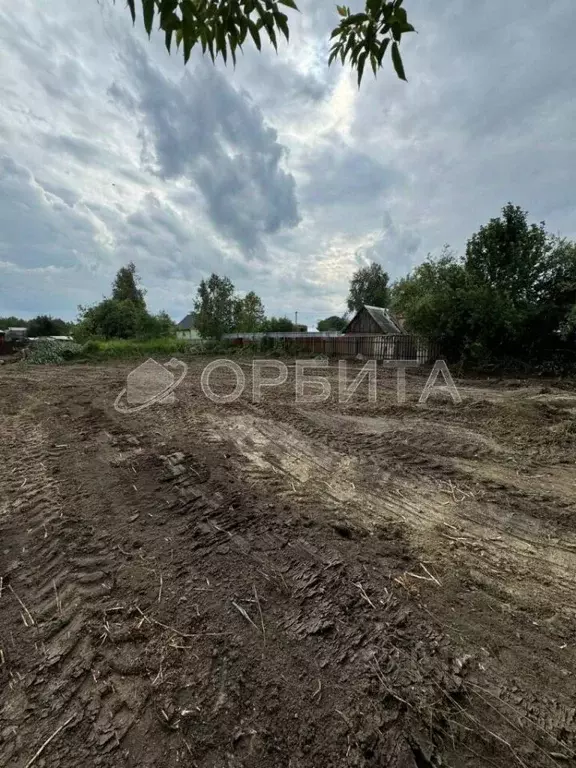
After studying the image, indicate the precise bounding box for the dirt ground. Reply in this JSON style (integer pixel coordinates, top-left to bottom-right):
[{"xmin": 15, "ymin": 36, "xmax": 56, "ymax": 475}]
[{"xmin": 1, "ymin": 357, "xmax": 576, "ymax": 768}]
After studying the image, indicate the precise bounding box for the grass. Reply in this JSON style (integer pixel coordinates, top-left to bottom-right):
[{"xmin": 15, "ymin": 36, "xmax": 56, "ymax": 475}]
[
  {"xmin": 68, "ymin": 337, "xmax": 320, "ymax": 363},
  {"xmin": 79, "ymin": 337, "xmax": 204, "ymax": 360}
]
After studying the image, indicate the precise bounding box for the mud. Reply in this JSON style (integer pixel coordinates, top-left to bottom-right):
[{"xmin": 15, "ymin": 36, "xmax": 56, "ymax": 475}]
[{"xmin": 1, "ymin": 360, "xmax": 576, "ymax": 767}]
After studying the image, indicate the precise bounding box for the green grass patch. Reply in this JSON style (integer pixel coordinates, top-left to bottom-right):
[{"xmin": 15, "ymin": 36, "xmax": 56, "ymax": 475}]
[{"xmin": 80, "ymin": 337, "xmax": 204, "ymax": 360}]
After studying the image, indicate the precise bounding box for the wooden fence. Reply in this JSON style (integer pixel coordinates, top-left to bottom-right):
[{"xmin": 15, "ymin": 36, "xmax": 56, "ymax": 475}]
[{"xmin": 226, "ymin": 333, "xmax": 439, "ymax": 363}]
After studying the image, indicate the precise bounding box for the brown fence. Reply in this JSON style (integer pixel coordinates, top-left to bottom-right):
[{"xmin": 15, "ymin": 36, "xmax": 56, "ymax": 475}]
[{"xmin": 230, "ymin": 334, "xmax": 439, "ymax": 363}]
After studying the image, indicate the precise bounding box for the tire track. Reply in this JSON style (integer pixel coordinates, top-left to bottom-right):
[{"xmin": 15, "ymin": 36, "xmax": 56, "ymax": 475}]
[
  {"xmin": 201, "ymin": 409, "xmax": 576, "ymax": 618},
  {"xmin": 0, "ymin": 414, "xmax": 117, "ymax": 767}
]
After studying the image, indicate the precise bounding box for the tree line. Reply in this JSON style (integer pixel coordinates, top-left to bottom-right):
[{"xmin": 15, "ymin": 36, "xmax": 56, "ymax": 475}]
[
  {"xmin": 0, "ymin": 315, "xmax": 70, "ymax": 337},
  {"xmin": 390, "ymin": 204, "xmax": 576, "ymax": 368}
]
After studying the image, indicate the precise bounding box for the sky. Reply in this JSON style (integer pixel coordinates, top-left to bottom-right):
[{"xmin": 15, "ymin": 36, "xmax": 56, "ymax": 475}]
[{"xmin": 0, "ymin": 1, "xmax": 575, "ymax": 329}]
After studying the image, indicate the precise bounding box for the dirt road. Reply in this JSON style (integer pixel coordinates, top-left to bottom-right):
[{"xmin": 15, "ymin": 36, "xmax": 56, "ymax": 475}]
[{"xmin": 1, "ymin": 359, "xmax": 576, "ymax": 767}]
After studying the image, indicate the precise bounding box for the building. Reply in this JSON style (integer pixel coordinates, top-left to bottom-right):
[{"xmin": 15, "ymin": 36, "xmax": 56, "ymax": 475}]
[
  {"xmin": 176, "ymin": 313, "xmax": 199, "ymax": 340},
  {"xmin": 342, "ymin": 305, "xmax": 431, "ymax": 362},
  {"xmin": 343, "ymin": 305, "xmax": 403, "ymax": 335}
]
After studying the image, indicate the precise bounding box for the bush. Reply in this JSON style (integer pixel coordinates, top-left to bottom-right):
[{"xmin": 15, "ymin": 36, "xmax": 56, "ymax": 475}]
[
  {"xmin": 81, "ymin": 339, "xmax": 100, "ymax": 354},
  {"xmin": 25, "ymin": 339, "xmax": 83, "ymax": 365}
]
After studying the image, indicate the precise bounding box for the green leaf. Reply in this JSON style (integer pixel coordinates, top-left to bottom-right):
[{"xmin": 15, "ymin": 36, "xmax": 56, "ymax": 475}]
[
  {"xmin": 165, "ymin": 28, "xmax": 173, "ymax": 52},
  {"xmin": 217, "ymin": 24, "xmax": 227, "ymax": 62},
  {"xmin": 351, "ymin": 38, "xmax": 365, "ymax": 60},
  {"xmin": 347, "ymin": 12, "xmax": 368, "ymax": 23},
  {"xmin": 275, "ymin": 12, "xmax": 289, "ymax": 41},
  {"xmin": 237, "ymin": 16, "xmax": 248, "ymax": 44},
  {"xmin": 199, "ymin": 27, "xmax": 207, "ymax": 54},
  {"xmin": 328, "ymin": 44, "xmax": 340, "ymax": 66},
  {"xmin": 396, "ymin": 6, "xmax": 407, "ymax": 23},
  {"xmin": 142, "ymin": 0, "xmax": 154, "ymax": 37},
  {"xmin": 207, "ymin": 35, "xmax": 215, "ymax": 62},
  {"xmin": 357, "ymin": 49, "xmax": 367, "ymax": 86},
  {"xmin": 377, "ymin": 36, "xmax": 390, "ymax": 64},
  {"xmin": 183, "ymin": 33, "xmax": 194, "ymax": 63},
  {"xmin": 267, "ymin": 23, "xmax": 278, "ymax": 51},
  {"xmin": 343, "ymin": 31, "xmax": 356, "ymax": 61},
  {"xmin": 277, "ymin": 0, "xmax": 299, "ymax": 10},
  {"xmin": 248, "ymin": 18, "xmax": 261, "ymax": 49},
  {"xmin": 391, "ymin": 40, "xmax": 406, "ymax": 80},
  {"xmin": 127, "ymin": 0, "xmax": 136, "ymax": 24},
  {"xmin": 366, "ymin": 0, "xmax": 380, "ymax": 16},
  {"xmin": 337, "ymin": 5, "xmax": 347, "ymax": 17},
  {"xmin": 159, "ymin": 0, "xmax": 178, "ymax": 28},
  {"xmin": 162, "ymin": 12, "xmax": 182, "ymax": 32}
]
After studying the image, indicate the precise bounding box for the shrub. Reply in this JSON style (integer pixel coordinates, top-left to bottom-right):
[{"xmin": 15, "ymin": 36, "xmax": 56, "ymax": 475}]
[{"xmin": 25, "ymin": 339, "xmax": 83, "ymax": 365}]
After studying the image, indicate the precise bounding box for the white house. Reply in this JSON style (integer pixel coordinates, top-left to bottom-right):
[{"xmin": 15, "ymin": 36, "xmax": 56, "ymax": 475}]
[{"xmin": 176, "ymin": 313, "xmax": 199, "ymax": 340}]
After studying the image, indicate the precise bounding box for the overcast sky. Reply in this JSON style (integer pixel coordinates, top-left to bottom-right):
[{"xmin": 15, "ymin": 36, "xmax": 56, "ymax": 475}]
[{"xmin": 1, "ymin": 1, "xmax": 575, "ymax": 328}]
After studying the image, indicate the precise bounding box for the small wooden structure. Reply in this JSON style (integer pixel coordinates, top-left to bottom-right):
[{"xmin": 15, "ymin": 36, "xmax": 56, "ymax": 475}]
[{"xmin": 343, "ymin": 305, "xmax": 403, "ymax": 335}]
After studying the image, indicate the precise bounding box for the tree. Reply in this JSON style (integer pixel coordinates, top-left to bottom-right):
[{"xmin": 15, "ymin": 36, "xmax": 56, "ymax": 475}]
[
  {"xmin": 261, "ymin": 316, "xmax": 295, "ymax": 332},
  {"xmin": 390, "ymin": 208, "xmax": 576, "ymax": 367},
  {"xmin": 0, "ymin": 316, "xmax": 27, "ymax": 329},
  {"xmin": 194, "ymin": 273, "xmax": 236, "ymax": 339},
  {"xmin": 125, "ymin": 0, "xmax": 414, "ymax": 86},
  {"xmin": 234, "ymin": 291, "xmax": 266, "ymax": 332},
  {"xmin": 76, "ymin": 262, "xmax": 173, "ymax": 340},
  {"xmin": 27, "ymin": 315, "xmax": 69, "ymax": 337},
  {"xmin": 317, "ymin": 315, "xmax": 347, "ymax": 331},
  {"xmin": 347, "ymin": 262, "xmax": 390, "ymax": 312},
  {"xmin": 391, "ymin": 248, "xmax": 472, "ymax": 360},
  {"xmin": 465, "ymin": 204, "xmax": 551, "ymax": 303},
  {"xmin": 112, "ymin": 261, "xmax": 146, "ymax": 307},
  {"xmin": 76, "ymin": 300, "xmax": 174, "ymax": 340}
]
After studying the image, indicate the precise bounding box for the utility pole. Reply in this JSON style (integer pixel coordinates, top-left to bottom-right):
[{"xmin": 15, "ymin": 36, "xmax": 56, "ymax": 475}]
[{"xmin": 294, "ymin": 311, "xmax": 298, "ymax": 329}]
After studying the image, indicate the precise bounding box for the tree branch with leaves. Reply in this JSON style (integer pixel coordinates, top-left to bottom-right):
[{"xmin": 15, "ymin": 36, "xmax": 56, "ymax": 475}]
[{"xmin": 125, "ymin": 0, "xmax": 415, "ymax": 85}]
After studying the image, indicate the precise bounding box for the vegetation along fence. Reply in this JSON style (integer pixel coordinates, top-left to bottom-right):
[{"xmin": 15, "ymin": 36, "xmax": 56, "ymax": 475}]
[{"xmin": 224, "ymin": 333, "xmax": 439, "ymax": 363}]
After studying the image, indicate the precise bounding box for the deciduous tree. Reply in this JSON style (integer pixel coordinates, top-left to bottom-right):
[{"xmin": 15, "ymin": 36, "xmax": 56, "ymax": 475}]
[
  {"xmin": 194, "ymin": 273, "xmax": 236, "ymax": 338},
  {"xmin": 234, "ymin": 291, "xmax": 266, "ymax": 331},
  {"xmin": 317, "ymin": 315, "xmax": 347, "ymax": 331},
  {"xmin": 112, "ymin": 261, "xmax": 146, "ymax": 307},
  {"xmin": 347, "ymin": 262, "xmax": 390, "ymax": 312}
]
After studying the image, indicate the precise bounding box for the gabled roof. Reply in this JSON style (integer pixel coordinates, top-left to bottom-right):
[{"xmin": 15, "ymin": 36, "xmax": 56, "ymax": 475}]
[
  {"xmin": 344, "ymin": 305, "xmax": 403, "ymax": 335},
  {"xmin": 177, "ymin": 312, "xmax": 197, "ymax": 330}
]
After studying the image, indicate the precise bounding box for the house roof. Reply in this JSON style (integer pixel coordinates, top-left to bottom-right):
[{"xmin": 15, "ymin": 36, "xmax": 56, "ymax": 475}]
[
  {"xmin": 344, "ymin": 305, "xmax": 403, "ymax": 335},
  {"xmin": 177, "ymin": 312, "xmax": 196, "ymax": 330}
]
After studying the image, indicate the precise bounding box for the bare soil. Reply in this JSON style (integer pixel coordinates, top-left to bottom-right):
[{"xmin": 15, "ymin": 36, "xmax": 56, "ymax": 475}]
[{"xmin": 1, "ymin": 359, "xmax": 576, "ymax": 767}]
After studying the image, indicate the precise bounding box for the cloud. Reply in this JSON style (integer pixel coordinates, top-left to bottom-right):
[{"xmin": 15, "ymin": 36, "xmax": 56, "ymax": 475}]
[
  {"xmin": 302, "ymin": 137, "xmax": 400, "ymax": 207},
  {"xmin": 109, "ymin": 46, "xmax": 301, "ymax": 256},
  {"xmin": 0, "ymin": 156, "xmax": 106, "ymax": 270}
]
